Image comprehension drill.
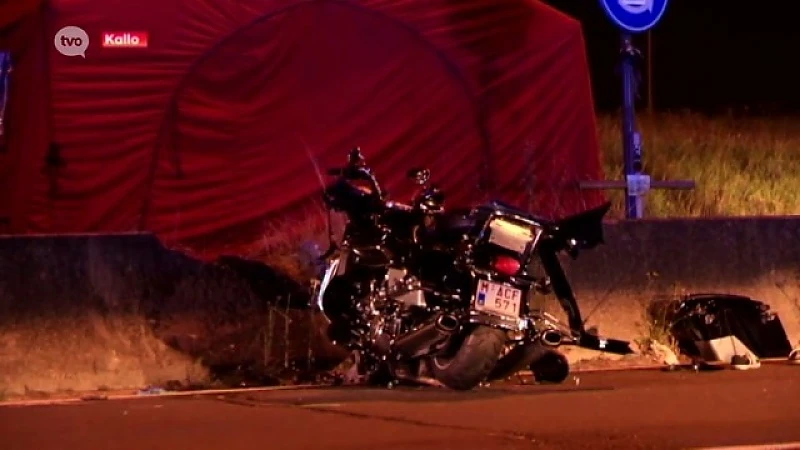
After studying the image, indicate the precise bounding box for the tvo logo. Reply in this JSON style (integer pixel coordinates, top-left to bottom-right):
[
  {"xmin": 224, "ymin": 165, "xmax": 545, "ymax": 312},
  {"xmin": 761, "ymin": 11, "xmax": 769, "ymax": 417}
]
[{"xmin": 54, "ymin": 26, "xmax": 89, "ymax": 58}]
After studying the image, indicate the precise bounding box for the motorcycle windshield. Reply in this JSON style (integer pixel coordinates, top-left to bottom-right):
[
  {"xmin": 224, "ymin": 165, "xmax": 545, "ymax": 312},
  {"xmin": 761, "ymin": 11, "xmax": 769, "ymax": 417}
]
[{"xmin": 552, "ymin": 202, "xmax": 612, "ymax": 250}]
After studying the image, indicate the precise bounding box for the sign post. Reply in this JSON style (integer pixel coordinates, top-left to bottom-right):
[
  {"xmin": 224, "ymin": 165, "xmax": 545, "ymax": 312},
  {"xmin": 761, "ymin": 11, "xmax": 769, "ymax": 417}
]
[
  {"xmin": 589, "ymin": 0, "xmax": 694, "ymax": 219},
  {"xmin": 0, "ymin": 51, "xmax": 10, "ymax": 148}
]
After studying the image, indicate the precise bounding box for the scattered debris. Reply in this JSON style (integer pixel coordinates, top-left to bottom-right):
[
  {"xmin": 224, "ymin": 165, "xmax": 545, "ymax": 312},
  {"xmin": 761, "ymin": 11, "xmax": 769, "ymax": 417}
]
[
  {"xmin": 650, "ymin": 293, "xmax": 793, "ymax": 369},
  {"xmin": 730, "ymin": 353, "xmax": 761, "ymax": 371},
  {"xmin": 789, "ymin": 348, "xmax": 800, "ymax": 365},
  {"xmin": 137, "ymin": 386, "xmax": 165, "ymax": 396},
  {"xmin": 649, "ymin": 340, "xmax": 680, "ymax": 367}
]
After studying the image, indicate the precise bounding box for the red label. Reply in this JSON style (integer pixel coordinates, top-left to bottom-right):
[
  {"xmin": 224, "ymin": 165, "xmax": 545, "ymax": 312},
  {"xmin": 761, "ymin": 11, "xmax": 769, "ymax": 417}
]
[{"xmin": 101, "ymin": 32, "xmax": 149, "ymax": 48}]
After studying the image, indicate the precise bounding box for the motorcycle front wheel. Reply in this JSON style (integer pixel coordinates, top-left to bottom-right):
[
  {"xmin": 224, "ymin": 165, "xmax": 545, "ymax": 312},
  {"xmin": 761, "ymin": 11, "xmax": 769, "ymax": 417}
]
[{"xmin": 428, "ymin": 325, "xmax": 506, "ymax": 390}]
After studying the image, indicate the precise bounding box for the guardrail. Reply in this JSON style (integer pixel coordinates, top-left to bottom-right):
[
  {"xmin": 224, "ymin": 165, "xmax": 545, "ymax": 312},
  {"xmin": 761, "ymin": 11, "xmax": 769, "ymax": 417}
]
[{"xmin": 578, "ymin": 176, "xmax": 697, "ymax": 219}]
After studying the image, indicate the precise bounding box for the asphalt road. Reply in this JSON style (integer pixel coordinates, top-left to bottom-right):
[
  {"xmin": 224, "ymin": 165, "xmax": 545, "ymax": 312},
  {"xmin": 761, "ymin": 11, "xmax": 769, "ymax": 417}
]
[{"xmin": 2, "ymin": 364, "xmax": 799, "ymax": 450}]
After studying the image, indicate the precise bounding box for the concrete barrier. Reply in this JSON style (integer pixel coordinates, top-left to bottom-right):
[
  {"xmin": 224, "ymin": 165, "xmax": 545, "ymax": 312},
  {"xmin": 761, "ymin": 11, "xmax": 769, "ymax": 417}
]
[
  {"xmin": 0, "ymin": 234, "xmax": 335, "ymax": 398},
  {"xmin": 1, "ymin": 216, "xmax": 799, "ymax": 395}
]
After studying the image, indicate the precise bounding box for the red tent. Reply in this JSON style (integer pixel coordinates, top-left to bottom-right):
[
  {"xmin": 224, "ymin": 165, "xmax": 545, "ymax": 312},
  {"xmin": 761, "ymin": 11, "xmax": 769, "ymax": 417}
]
[{"xmin": 0, "ymin": 0, "xmax": 605, "ymax": 258}]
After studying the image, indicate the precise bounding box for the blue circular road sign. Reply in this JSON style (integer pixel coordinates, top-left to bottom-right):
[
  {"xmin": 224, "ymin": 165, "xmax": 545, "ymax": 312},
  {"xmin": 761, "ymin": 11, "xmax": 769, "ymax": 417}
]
[{"xmin": 599, "ymin": 0, "xmax": 669, "ymax": 33}]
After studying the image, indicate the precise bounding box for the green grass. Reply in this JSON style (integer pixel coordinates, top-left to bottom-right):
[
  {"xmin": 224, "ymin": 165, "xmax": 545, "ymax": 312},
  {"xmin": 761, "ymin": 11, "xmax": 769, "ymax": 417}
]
[{"xmin": 596, "ymin": 112, "xmax": 800, "ymax": 218}]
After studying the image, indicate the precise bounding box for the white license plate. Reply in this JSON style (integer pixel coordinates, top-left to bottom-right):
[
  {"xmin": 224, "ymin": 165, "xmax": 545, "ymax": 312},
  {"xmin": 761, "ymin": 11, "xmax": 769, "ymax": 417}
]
[{"xmin": 474, "ymin": 280, "xmax": 522, "ymax": 317}]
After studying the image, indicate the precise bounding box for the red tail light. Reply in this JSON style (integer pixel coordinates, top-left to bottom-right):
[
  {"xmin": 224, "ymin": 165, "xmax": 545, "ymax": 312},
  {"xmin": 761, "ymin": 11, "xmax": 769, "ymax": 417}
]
[{"xmin": 492, "ymin": 255, "xmax": 521, "ymax": 276}]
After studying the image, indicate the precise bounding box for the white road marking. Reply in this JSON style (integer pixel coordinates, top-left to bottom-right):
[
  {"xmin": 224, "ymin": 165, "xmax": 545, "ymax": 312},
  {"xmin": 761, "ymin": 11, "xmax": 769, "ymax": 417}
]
[
  {"xmin": 0, "ymin": 384, "xmax": 323, "ymax": 408},
  {"xmin": 690, "ymin": 442, "xmax": 800, "ymax": 450},
  {"xmin": 517, "ymin": 357, "xmax": 794, "ymax": 376}
]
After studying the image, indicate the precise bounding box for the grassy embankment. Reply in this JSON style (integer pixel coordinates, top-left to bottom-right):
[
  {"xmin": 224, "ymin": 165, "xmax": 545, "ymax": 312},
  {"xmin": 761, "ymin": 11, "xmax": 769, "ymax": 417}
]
[{"xmin": 597, "ymin": 113, "xmax": 800, "ymax": 218}]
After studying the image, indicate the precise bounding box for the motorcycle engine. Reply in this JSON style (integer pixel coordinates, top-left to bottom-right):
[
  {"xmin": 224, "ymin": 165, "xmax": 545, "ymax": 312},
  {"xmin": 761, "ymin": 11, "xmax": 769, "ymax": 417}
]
[
  {"xmin": 385, "ymin": 267, "xmax": 426, "ymax": 309},
  {"xmin": 360, "ymin": 267, "xmax": 428, "ymax": 355}
]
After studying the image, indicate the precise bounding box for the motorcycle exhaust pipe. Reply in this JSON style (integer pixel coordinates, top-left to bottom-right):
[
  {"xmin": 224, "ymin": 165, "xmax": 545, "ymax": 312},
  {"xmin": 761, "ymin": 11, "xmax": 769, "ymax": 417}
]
[
  {"xmin": 540, "ymin": 329, "xmax": 563, "ymax": 347},
  {"xmin": 435, "ymin": 314, "xmax": 460, "ymax": 333},
  {"xmin": 393, "ymin": 313, "xmax": 460, "ymax": 359}
]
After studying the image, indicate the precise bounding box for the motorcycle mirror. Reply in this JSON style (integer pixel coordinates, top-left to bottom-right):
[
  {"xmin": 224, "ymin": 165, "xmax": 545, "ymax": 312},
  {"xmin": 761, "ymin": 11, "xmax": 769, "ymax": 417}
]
[
  {"xmin": 348, "ymin": 147, "xmax": 365, "ymax": 166},
  {"xmin": 406, "ymin": 168, "xmax": 430, "ymax": 185}
]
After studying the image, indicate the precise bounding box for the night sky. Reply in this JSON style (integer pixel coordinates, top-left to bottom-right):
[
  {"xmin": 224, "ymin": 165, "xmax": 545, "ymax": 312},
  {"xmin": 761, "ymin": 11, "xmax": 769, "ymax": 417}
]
[{"xmin": 545, "ymin": 0, "xmax": 800, "ymax": 115}]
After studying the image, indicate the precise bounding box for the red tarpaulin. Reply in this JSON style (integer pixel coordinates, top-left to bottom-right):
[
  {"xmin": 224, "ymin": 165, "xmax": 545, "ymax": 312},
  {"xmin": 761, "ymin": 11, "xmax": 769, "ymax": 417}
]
[{"xmin": 1, "ymin": 0, "xmax": 605, "ymax": 258}]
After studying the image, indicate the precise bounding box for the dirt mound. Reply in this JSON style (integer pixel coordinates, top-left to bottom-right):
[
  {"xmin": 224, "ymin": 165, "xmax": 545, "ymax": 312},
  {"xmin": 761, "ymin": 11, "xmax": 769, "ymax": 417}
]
[{"xmin": 0, "ymin": 314, "xmax": 207, "ymax": 397}]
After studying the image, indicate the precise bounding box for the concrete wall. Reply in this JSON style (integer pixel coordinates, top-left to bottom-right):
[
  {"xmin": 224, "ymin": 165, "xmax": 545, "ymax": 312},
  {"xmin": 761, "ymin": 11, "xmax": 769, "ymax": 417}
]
[
  {"xmin": 0, "ymin": 234, "xmax": 330, "ymax": 397},
  {"xmin": 1, "ymin": 217, "xmax": 799, "ymax": 395}
]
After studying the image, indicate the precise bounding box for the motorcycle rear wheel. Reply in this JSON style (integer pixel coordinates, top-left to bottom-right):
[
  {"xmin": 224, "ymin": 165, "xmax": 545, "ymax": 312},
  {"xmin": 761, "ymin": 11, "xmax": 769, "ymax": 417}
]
[{"xmin": 428, "ymin": 325, "xmax": 506, "ymax": 390}]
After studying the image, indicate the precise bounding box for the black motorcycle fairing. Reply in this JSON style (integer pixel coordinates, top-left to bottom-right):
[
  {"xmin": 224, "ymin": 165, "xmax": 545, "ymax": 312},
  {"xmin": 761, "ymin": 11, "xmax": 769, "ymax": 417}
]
[
  {"xmin": 537, "ymin": 240, "xmax": 586, "ymax": 334},
  {"xmin": 536, "ymin": 237, "xmax": 634, "ymax": 355},
  {"xmin": 380, "ymin": 205, "xmax": 423, "ymax": 239},
  {"xmin": 475, "ymin": 200, "xmax": 611, "ymax": 252},
  {"xmin": 421, "ymin": 208, "xmax": 477, "ymax": 247},
  {"xmin": 324, "ymin": 177, "xmax": 385, "ymax": 217},
  {"xmin": 551, "ymin": 201, "xmax": 612, "ymax": 251}
]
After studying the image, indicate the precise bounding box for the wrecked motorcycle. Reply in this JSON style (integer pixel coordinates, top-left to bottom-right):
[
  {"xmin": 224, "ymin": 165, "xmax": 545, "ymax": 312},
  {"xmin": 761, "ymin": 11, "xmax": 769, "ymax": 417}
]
[{"xmin": 311, "ymin": 148, "xmax": 632, "ymax": 390}]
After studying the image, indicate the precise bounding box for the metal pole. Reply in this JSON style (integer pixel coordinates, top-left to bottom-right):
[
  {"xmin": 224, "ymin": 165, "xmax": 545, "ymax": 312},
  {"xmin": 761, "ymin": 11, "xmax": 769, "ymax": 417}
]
[
  {"xmin": 621, "ymin": 33, "xmax": 643, "ymax": 219},
  {"xmin": 647, "ymin": 31, "xmax": 654, "ymax": 114},
  {"xmin": 0, "ymin": 52, "xmax": 11, "ymax": 146}
]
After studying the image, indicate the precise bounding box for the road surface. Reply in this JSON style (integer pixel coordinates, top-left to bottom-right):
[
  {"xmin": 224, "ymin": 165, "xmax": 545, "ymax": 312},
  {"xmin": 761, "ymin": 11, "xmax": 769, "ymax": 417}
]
[{"xmin": 2, "ymin": 364, "xmax": 799, "ymax": 450}]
